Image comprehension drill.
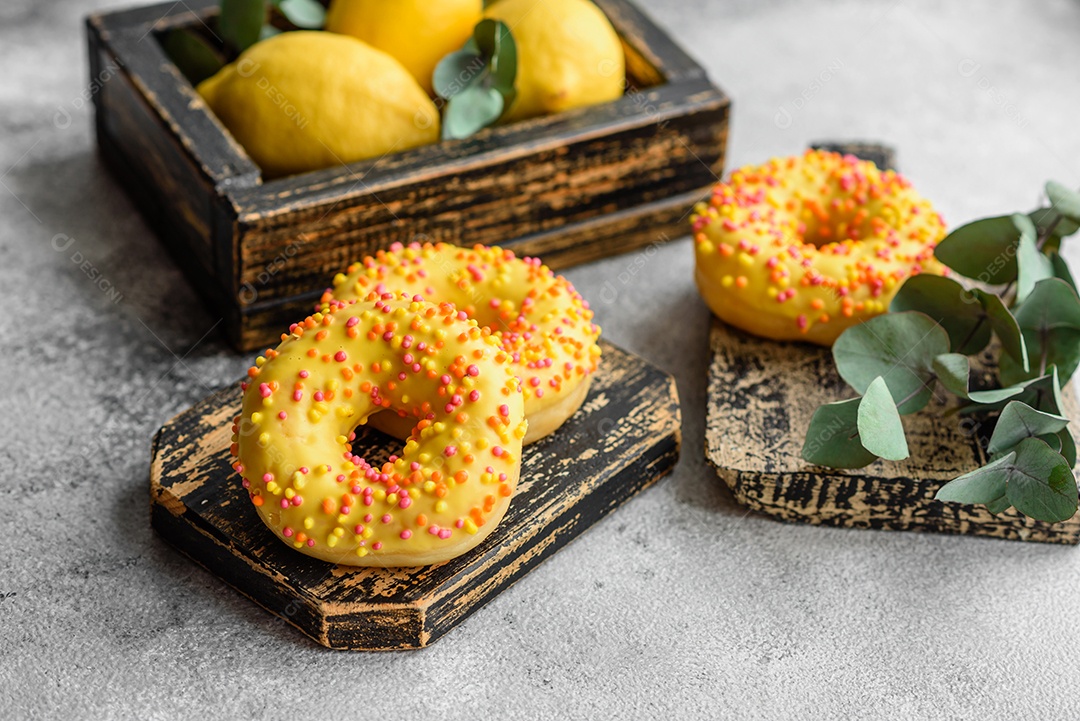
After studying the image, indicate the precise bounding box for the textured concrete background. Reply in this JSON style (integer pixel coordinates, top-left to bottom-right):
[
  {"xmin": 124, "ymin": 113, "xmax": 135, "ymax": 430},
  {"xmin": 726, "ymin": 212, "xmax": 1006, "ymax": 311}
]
[{"xmin": 3, "ymin": 0, "xmax": 1080, "ymax": 718}]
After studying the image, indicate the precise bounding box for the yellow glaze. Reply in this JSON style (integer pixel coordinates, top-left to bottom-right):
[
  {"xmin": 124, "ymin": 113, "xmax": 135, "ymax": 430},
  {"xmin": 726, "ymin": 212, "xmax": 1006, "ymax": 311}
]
[
  {"xmin": 231, "ymin": 292, "xmax": 527, "ymax": 566},
  {"xmin": 324, "ymin": 242, "xmax": 602, "ymax": 443},
  {"xmin": 692, "ymin": 149, "xmax": 946, "ymax": 346}
]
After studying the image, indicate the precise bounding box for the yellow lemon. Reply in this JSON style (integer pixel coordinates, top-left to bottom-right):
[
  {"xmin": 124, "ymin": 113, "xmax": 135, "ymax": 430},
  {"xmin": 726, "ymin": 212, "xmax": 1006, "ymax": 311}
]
[
  {"xmin": 485, "ymin": 0, "xmax": 625, "ymax": 121},
  {"xmin": 325, "ymin": 0, "xmax": 483, "ymax": 95},
  {"xmin": 197, "ymin": 32, "xmax": 439, "ymax": 178}
]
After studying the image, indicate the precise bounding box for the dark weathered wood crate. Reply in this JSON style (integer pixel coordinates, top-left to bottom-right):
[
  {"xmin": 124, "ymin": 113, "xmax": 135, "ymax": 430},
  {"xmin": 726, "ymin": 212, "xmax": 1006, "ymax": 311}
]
[
  {"xmin": 87, "ymin": 0, "xmax": 730, "ymax": 351},
  {"xmin": 150, "ymin": 341, "xmax": 681, "ymax": 650}
]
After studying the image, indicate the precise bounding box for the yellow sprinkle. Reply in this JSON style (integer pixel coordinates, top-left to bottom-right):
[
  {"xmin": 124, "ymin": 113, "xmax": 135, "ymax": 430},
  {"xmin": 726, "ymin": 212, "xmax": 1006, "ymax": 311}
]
[
  {"xmin": 255, "ymin": 356, "xmax": 266, "ymax": 367},
  {"xmin": 284, "ymin": 488, "xmax": 296, "ymax": 499},
  {"xmin": 250, "ymin": 412, "xmax": 263, "ymax": 424},
  {"xmin": 435, "ymin": 500, "xmax": 448, "ymax": 513},
  {"xmin": 266, "ymin": 481, "xmax": 279, "ymax": 494},
  {"xmin": 356, "ymin": 547, "xmax": 368, "ymax": 557},
  {"xmin": 464, "ymin": 519, "xmax": 478, "ymax": 535},
  {"xmin": 303, "ymin": 517, "xmax": 314, "ymax": 530},
  {"xmin": 258, "ymin": 432, "xmax": 270, "ymax": 446},
  {"xmin": 721, "ymin": 275, "xmax": 734, "ymax": 288},
  {"xmin": 333, "ymin": 527, "xmax": 345, "ymax": 537}
]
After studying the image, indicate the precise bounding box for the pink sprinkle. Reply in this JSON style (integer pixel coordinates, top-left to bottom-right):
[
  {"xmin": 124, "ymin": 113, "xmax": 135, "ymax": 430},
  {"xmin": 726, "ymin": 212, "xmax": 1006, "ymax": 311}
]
[
  {"xmin": 340, "ymin": 506, "xmax": 351, "ymax": 515},
  {"xmin": 293, "ymin": 390, "xmax": 303, "ymax": 401},
  {"xmin": 259, "ymin": 383, "xmax": 271, "ymax": 398},
  {"xmin": 492, "ymin": 446, "xmax": 504, "ymax": 457},
  {"xmin": 280, "ymin": 499, "xmax": 289, "ymax": 509},
  {"xmin": 400, "ymin": 530, "xmax": 412, "ymax": 539},
  {"xmin": 444, "ymin": 446, "xmax": 457, "ymax": 457},
  {"xmin": 262, "ymin": 473, "xmax": 274, "ymax": 483},
  {"xmin": 381, "ymin": 514, "xmax": 392, "ymax": 524},
  {"xmin": 438, "ymin": 529, "xmax": 452, "ymax": 540},
  {"xmin": 306, "ymin": 539, "xmax": 315, "ymax": 547},
  {"xmin": 373, "ymin": 542, "xmax": 383, "ymax": 550},
  {"xmin": 399, "ymin": 496, "xmax": 412, "ymax": 509},
  {"xmin": 299, "ymin": 370, "xmax": 309, "ymax": 378},
  {"xmin": 455, "ymin": 519, "xmax": 465, "ymax": 528},
  {"xmin": 313, "ymin": 391, "xmax": 325, "ymax": 402},
  {"xmin": 467, "ymin": 365, "xmax": 480, "ymax": 377},
  {"xmin": 382, "ymin": 331, "xmax": 394, "ymax": 341},
  {"xmin": 499, "ymin": 404, "xmax": 509, "ymax": 417},
  {"xmin": 440, "ymin": 374, "xmax": 452, "ymax": 386},
  {"xmin": 283, "ymin": 527, "xmax": 293, "ymax": 537},
  {"xmin": 346, "ymin": 316, "xmax": 360, "ymax": 327},
  {"xmin": 335, "ymin": 351, "xmax": 347, "ymax": 362},
  {"xmin": 292, "ymin": 496, "xmax": 303, "ymax": 506},
  {"xmin": 529, "ymin": 377, "xmax": 541, "ymax": 387},
  {"xmin": 469, "ymin": 390, "xmax": 480, "ymax": 402}
]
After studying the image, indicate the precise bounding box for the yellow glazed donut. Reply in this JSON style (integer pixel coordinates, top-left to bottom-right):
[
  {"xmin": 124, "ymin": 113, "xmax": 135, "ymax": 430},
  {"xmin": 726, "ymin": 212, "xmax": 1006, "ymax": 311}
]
[
  {"xmin": 230, "ymin": 291, "xmax": 528, "ymax": 567},
  {"xmin": 323, "ymin": 242, "xmax": 602, "ymax": 444},
  {"xmin": 692, "ymin": 149, "xmax": 946, "ymax": 345}
]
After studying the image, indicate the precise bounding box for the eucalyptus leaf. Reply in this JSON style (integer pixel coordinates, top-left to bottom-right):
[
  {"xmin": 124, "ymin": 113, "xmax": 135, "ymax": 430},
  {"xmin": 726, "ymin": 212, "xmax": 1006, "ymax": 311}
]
[
  {"xmin": 986, "ymin": 401, "xmax": 1069, "ymax": 455},
  {"xmin": 1030, "ymin": 207, "xmax": 1080, "ymax": 245},
  {"xmin": 933, "ymin": 353, "xmax": 969, "ymax": 398},
  {"xmin": 856, "ymin": 377, "xmax": 909, "ymax": 460},
  {"xmin": 442, "ymin": 86, "xmax": 504, "ymax": 140},
  {"xmin": 934, "ymin": 215, "xmax": 1020, "ymax": 285},
  {"xmin": 274, "ymin": 0, "xmax": 326, "ymax": 29},
  {"xmin": 985, "ymin": 496, "xmax": 1013, "ymax": 515},
  {"xmin": 1004, "ymin": 438, "xmax": 1078, "ymax": 522},
  {"xmin": 1014, "ymin": 212, "xmax": 1053, "ymax": 304},
  {"xmin": 1050, "ymin": 252, "xmax": 1077, "ymax": 292},
  {"xmin": 966, "ymin": 370, "xmax": 1064, "ymax": 415},
  {"xmin": 219, "ymin": 0, "xmax": 265, "ymax": 54},
  {"xmin": 936, "ymin": 452, "xmax": 1011, "ymax": 506},
  {"xmin": 1046, "ymin": 181, "xmax": 1080, "ymax": 224},
  {"xmin": 971, "ymin": 289, "xmax": 1028, "ymax": 371},
  {"xmin": 832, "ymin": 312, "xmax": 949, "ymax": 414},
  {"xmin": 1000, "ymin": 278, "xmax": 1080, "ymax": 385},
  {"xmin": 1059, "ymin": 429, "xmax": 1078, "ymax": 468},
  {"xmin": 889, "ymin": 275, "xmax": 989, "ymax": 354},
  {"xmin": 161, "ymin": 29, "xmax": 224, "ymax": 85},
  {"xmin": 434, "ymin": 49, "xmax": 487, "ymax": 99},
  {"xmin": 259, "ymin": 24, "xmax": 281, "ymax": 41},
  {"xmin": 937, "ymin": 438, "xmax": 1078, "ymax": 522},
  {"xmin": 801, "ymin": 397, "xmax": 879, "ymax": 469}
]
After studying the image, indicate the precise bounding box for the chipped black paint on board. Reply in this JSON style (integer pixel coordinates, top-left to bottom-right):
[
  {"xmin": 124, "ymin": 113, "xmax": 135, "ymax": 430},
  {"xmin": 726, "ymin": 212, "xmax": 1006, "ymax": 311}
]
[{"xmin": 150, "ymin": 341, "xmax": 682, "ymax": 650}]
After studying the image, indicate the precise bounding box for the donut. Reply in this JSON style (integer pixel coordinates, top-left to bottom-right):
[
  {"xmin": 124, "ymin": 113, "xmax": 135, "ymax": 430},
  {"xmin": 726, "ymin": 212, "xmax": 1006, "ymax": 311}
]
[
  {"xmin": 692, "ymin": 149, "xmax": 946, "ymax": 345},
  {"xmin": 322, "ymin": 242, "xmax": 602, "ymax": 444},
  {"xmin": 230, "ymin": 291, "xmax": 528, "ymax": 567}
]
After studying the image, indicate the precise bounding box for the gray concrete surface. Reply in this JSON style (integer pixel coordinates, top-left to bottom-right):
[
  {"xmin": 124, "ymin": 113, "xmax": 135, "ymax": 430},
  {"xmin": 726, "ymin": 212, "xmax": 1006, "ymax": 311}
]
[{"xmin": 3, "ymin": 0, "xmax": 1080, "ymax": 718}]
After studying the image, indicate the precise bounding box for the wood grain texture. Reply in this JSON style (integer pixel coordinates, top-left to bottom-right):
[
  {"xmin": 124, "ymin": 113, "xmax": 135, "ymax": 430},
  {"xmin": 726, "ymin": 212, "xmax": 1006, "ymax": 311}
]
[
  {"xmin": 705, "ymin": 316, "xmax": 1080, "ymax": 544},
  {"xmin": 149, "ymin": 341, "xmax": 682, "ymax": 650},
  {"xmin": 87, "ymin": 0, "xmax": 730, "ymax": 352}
]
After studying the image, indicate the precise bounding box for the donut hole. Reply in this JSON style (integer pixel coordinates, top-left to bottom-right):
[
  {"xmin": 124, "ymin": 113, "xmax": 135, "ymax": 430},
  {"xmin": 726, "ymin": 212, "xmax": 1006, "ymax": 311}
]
[{"xmin": 796, "ymin": 195, "xmax": 880, "ymax": 248}]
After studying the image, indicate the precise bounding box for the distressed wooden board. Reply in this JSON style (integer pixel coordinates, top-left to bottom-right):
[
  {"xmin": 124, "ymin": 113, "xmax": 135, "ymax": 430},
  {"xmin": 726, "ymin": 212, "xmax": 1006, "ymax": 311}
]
[
  {"xmin": 150, "ymin": 341, "xmax": 681, "ymax": 650},
  {"xmin": 705, "ymin": 319, "xmax": 1080, "ymax": 543},
  {"xmin": 87, "ymin": 0, "xmax": 730, "ymax": 352}
]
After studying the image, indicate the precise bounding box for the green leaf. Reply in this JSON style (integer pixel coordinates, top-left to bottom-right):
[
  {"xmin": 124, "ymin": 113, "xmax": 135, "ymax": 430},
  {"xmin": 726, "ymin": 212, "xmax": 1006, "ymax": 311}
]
[
  {"xmin": 259, "ymin": 24, "xmax": 280, "ymax": 41},
  {"xmin": 1005, "ymin": 438, "xmax": 1078, "ymax": 522},
  {"xmin": 1013, "ymin": 213, "xmax": 1054, "ymax": 304},
  {"xmin": 985, "ymin": 496, "xmax": 1013, "ymax": 515},
  {"xmin": 442, "ymin": 86, "xmax": 505, "ymax": 140},
  {"xmin": 801, "ymin": 397, "xmax": 879, "ymax": 469},
  {"xmin": 1000, "ymin": 278, "xmax": 1080, "ymax": 385},
  {"xmin": 1059, "ymin": 429, "xmax": 1077, "ymax": 468},
  {"xmin": 986, "ymin": 401, "xmax": 1069, "ymax": 455},
  {"xmin": 936, "ymin": 452, "xmax": 1010, "ymax": 506},
  {"xmin": 971, "ymin": 289, "xmax": 1028, "ymax": 371},
  {"xmin": 934, "ymin": 215, "xmax": 1021, "ymax": 284},
  {"xmin": 1050, "ymin": 252, "xmax": 1077, "ymax": 292},
  {"xmin": 473, "ymin": 19, "xmax": 516, "ymax": 91},
  {"xmin": 274, "ymin": 0, "xmax": 325, "ymax": 28},
  {"xmin": 889, "ymin": 275, "xmax": 990, "ymax": 354},
  {"xmin": 966, "ymin": 370, "xmax": 1064, "ymax": 415},
  {"xmin": 832, "ymin": 312, "xmax": 950, "ymax": 414},
  {"xmin": 219, "ymin": 0, "xmax": 266, "ymax": 54},
  {"xmin": 937, "ymin": 438, "xmax": 1078, "ymax": 522},
  {"xmin": 933, "ymin": 353, "xmax": 969, "ymax": 398},
  {"xmin": 433, "ymin": 50, "xmax": 487, "ymax": 99},
  {"xmin": 1046, "ymin": 181, "xmax": 1080, "ymax": 224},
  {"xmin": 1030, "ymin": 206, "xmax": 1080, "ymax": 242},
  {"xmin": 161, "ymin": 29, "xmax": 225, "ymax": 85},
  {"xmin": 856, "ymin": 377, "xmax": 909, "ymax": 460}
]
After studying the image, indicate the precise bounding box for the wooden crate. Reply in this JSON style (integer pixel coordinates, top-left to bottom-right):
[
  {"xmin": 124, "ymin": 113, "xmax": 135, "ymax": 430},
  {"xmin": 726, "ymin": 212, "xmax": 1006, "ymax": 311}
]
[
  {"xmin": 150, "ymin": 341, "xmax": 681, "ymax": 650},
  {"xmin": 86, "ymin": 0, "xmax": 730, "ymax": 351}
]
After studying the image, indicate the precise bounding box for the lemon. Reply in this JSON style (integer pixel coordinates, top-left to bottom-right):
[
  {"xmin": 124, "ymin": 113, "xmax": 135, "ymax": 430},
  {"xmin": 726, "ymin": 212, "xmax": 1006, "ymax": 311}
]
[
  {"xmin": 197, "ymin": 32, "xmax": 439, "ymax": 178},
  {"xmin": 325, "ymin": 0, "xmax": 483, "ymax": 95},
  {"xmin": 485, "ymin": 0, "xmax": 625, "ymax": 121}
]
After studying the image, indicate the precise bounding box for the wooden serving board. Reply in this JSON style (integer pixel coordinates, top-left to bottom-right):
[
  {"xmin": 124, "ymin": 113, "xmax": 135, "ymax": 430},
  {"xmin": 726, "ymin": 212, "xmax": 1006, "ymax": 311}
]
[
  {"xmin": 150, "ymin": 341, "xmax": 681, "ymax": 650},
  {"xmin": 705, "ymin": 312, "xmax": 1080, "ymax": 544}
]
